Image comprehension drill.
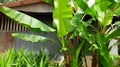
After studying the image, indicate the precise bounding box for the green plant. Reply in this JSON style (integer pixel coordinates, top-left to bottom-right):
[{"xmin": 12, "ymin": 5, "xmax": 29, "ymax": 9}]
[
  {"xmin": 119, "ymin": 47, "xmax": 120, "ymax": 55},
  {"xmin": 1, "ymin": 0, "xmax": 120, "ymax": 67},
  {"xmin": 111, "ymin": 55, "xmax": 120, "ymax": 67},
  {"xmin": 70, "ymin": 0, "xmax": 120, "ymax": 67},
  {"xmin": 0, "ymin": 49, "xmax": 50, "ymax": 67},
  {"xmin": 0, "ymin": 0, "xmax": 17, "ymax": 3}
]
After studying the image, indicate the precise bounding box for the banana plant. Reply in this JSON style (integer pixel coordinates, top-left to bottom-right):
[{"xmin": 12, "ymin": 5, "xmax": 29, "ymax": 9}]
[
  {"xmin": 1, "ymin": 0, "xmax": 120, "ymax": 67},
  {"xmin": 73, "ymin": 0, "xmax": 120, "ymax": 67},
  {"xmin": 0, "ymin": 0, "xmax": 73, "ymax": 66}
]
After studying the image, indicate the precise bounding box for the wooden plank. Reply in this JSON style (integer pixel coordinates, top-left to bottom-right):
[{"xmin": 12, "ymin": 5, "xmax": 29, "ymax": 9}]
[
  {"xmin": 4, "ymin": 17, "xmax": 7, "ymax": 30},
  {"xmin": 10, "ymin": 19, "xmax": 13, "ymax": 31},
  {"xmin": 1, "ymin": 17, "xmax": 3, "ymax": 31},
  {"xmin": 7, "ymin": 17, "xmax": 9, "ymax": 31}
]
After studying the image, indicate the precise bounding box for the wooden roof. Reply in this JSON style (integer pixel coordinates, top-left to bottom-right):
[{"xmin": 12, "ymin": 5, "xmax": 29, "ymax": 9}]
[{"xmin": 0, "ymin": 0, "xmax": 52, "ymax": 13}]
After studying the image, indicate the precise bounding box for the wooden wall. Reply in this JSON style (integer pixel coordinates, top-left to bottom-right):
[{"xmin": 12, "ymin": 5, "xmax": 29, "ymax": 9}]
[{"xmin": 0, "ymin": 31, "xmax": 14, "ymax": 53}]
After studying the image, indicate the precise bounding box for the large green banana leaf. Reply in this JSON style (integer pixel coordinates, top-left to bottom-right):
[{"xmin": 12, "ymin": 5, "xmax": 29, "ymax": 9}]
[
  {"xmin": 0, "ymin": 6, "xmax": 55, "ymax": 33},
  {"xmin": 53, "ymin": 0, "xmax": 73, "ymax": 37},
  {"xmin": 94, "ymin": 4, "xmax": 113, "ymax": 28},
  {"xmin": 12, "ymin": 33, "xmax": 51, "ymax": 43}
]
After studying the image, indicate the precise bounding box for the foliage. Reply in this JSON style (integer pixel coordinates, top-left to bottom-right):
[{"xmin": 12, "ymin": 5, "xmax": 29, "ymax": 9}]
[
  {"xmin": 1, "ymin": 0, "xmax": 120, "ymax": 67},
  {"xmin": 44, "ymin": 0, "xmax": 53, "ymax": 4},
  {"xmin": 72, "ymin": 0, "xmax": 120, "ymax": 67},
  {"xmin": 12, "ymin": 33, "xmax": 51, "ymax": 43},
  {"xmin": 0, "ymin": 6, "xmax": 55, "ymax": 43},
  {"xmin": 111, "ymin": 55, "xmax": 120, "ymax": 67},
  {"xmin": 0, "ymin": 6, "xmax": 55, "ymax": 33},
  {"xmin": 0, "ymin": 0, "xmax": 17, "ymax": 3},
  {"xmin": 53, "ymin": 0, "xmax": 73, "ymax": 37},
  {"xmin": 119, "ymin": 48, "xmax": 120, "ymax": 55},
  {"xmin": 0, "ymin": 49, "xmax": 49, "ymax": 67}
]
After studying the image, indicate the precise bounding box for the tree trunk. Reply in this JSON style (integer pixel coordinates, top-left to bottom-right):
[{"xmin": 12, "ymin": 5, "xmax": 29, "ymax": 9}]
[{"xmin": 91, "ymin": 52, "xmax": 98, "ymax": 67}]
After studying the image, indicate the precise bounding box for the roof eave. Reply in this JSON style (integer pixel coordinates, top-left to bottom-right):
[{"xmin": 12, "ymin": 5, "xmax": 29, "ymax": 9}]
[{"xmin": 0, "ymin": 0, "xmax": 42, "ymax": 8}]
